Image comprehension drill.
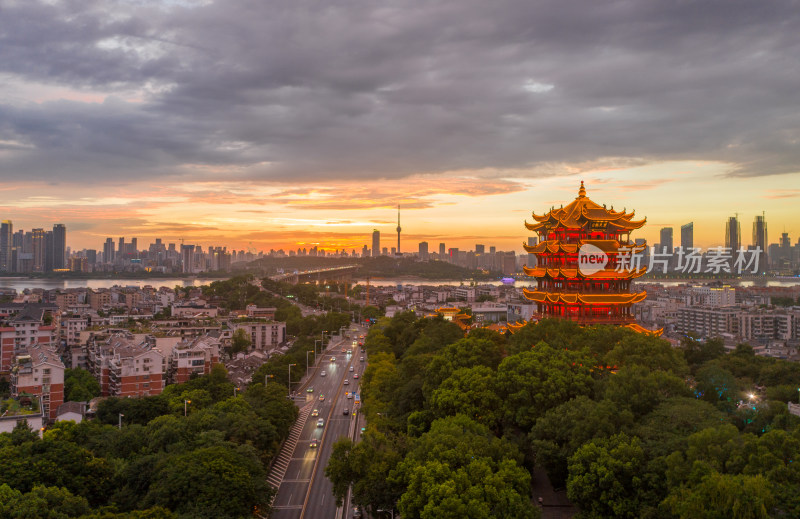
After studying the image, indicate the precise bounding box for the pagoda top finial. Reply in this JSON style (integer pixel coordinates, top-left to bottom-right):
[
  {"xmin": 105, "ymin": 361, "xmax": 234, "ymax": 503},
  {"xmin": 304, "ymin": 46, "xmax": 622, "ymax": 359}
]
[{"xmin": 578, "ymin": 180, "xmax": 586, "ymax": 198}]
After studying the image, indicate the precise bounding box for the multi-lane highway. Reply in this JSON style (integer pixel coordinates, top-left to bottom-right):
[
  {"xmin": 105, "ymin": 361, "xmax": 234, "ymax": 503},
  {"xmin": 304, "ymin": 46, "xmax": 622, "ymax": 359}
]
[{"xmin": 271, "ymin": 325, "xmax": 367, "ymax": 519}]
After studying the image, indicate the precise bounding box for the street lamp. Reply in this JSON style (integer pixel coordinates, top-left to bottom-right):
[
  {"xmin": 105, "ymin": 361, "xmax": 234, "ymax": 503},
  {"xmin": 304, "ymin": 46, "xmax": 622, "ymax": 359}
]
[
  {"xmin": 288, "ymin": 363, "xmax": 297, "ymax": 396},
  {"xmin": 118, "ymin": 413, "xmax": 124, "ymax": 430},
  {"xmin": 265, "ymin": 374, "xmax": 274, "ymax": 387},
  {"xmin": 184, "ymin": 399, "xmax": 191, "ymax": 416}
]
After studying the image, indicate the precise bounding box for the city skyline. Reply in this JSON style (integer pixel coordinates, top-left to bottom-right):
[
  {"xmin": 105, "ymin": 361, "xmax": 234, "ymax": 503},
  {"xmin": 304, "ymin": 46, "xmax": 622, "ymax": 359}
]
[{"xmin": 1, "ymin": 2, "xmax": 799, "ymax": 252}]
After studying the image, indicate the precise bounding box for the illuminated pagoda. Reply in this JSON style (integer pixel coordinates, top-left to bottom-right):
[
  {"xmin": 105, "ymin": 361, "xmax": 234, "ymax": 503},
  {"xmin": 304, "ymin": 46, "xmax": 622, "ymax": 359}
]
[{"xmin": 518, "ymin": 181, "xmax": 659, "ymax": 335}]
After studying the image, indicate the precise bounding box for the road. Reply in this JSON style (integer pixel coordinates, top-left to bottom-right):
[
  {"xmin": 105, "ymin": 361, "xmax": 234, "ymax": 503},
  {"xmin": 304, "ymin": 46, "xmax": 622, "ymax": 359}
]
[{"xmin": 271, "ymin": 325, "xmax": 368, "ymax": 519}]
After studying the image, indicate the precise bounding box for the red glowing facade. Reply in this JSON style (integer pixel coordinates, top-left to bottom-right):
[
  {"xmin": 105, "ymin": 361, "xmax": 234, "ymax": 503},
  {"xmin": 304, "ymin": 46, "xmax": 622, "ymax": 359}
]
[{"xmin": 519, "ymin": 182, "xmax": 657, "ymax": 334}]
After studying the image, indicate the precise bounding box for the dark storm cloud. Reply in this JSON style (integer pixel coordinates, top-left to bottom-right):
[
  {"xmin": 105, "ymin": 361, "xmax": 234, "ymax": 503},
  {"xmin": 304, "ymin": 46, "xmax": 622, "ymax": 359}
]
[{"xmin": 1, "ymin": 0, "xmax": 799, "ymax": 182}]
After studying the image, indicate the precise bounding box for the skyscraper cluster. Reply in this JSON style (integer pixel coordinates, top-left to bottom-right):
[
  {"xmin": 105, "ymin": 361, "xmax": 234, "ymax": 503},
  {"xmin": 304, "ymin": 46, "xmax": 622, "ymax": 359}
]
[{"xmin": 0, "ymin": 221, "xmax": 67, "ymax": 273}]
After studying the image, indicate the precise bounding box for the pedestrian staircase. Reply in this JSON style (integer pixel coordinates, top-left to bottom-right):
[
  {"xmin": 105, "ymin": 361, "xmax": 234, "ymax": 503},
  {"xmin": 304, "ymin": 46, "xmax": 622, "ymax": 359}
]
[{"xmin": 267, "ymin": 400, "xmax": 314, "ymax": 490}]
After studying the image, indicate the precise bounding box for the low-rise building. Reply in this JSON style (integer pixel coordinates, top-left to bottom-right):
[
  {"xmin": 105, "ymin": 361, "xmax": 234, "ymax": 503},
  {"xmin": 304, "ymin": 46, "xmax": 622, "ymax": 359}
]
[
  {"xmin": 168, "ymin": 335, "xmax": 221, "ymax": 384},
  {"xmin": 9, "ymin": 343, "xmax": 65, "ymax": 420},
  {"xmin": 86, "ymin": 334, "xmax": 165, "ymax": 397}
]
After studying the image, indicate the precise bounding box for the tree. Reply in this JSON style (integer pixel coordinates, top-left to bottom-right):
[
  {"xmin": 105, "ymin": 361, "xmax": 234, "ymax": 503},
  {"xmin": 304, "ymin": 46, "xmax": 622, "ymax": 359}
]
[
  {"xmin": 394, "ymin": 416, "xmax": 536, "ymax": 519},
  {"xmin": 497, "ymin": 343, "xmax": 595, "ymax": 430},
  {"xmin": 143, "ymin": 445, "xmax": 271, "ymax": 518},
  {"xmin": 429, "ymin": 366, "xmax": 503, "ymax": 430},
  {"xmin": 63, "ymin": 368, "xmax": 101, "ymax": 403},
  {"xmin": 567, "ymin": 433, "xmax": 650, "ymax": 518},
  {"xmin": 423, "ymin": 338, "xmax": 503, "ymax": 397},
  {"xmin": 680, "ymin": 336, "xmax": 725, "ymax": 369},
  {"xmin": 0, "ymin": 484, "xmax": 90, "ymax": 519},
  {"xmin": 530, "ymin": 397, "xmax": 633, "ymax": 488},
  {"xmin": 600, "ymin": 365, "xmax": 693, "ymax": 418},
  {"xmin": 230, "ymin": 328, "xmax": 251, "ymax": 356},
  {"xmin": 664, "ymin": 472, "xmax": 774, "ymax": 519},
  {"xmin": 695, "ymin": 364, "xmax": 739, "ymax": 412}
]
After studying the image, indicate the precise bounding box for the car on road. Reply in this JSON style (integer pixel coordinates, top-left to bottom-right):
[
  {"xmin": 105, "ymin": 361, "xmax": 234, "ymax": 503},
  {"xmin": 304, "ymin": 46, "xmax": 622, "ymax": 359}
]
[
  {"xmin": 349, "ymin": 366, "xmax": 354, "ymax": 372},
  {"xmin": 341, "ymin": 348, "xmax": 346, "ymax": 353},
  {"xmin": 343, "ymin": 408, "xmax": 349, "ymax": 415},
  {"xmin": 320, "ymin": 370, "xmax": 326, "ymax": 376},
  {"xmin": 317, "ymin": 418, "xmax": 324, "ymax": 427},
  {"xmin": 319, "ymin": 394, "xmax": 325, "ymax": 401},
  {"xmin": 309, "ymin": 439, "xmax": 318, "ymax": 448},
  {"xmin": 306, "ymin": 387, "xmax": 314, "ymax": 393},
  {"xmin": 347, "ymin": 392, "xmax": 353, "ymax": 399},
  {"xmin": 353, "ymin": 373, "xmax": 359, "ymax": 379},
  {"xmin": 311, "ymin": 409, "xmax": 319, "ymax": 417},
  {"xmin": 353, "ymin": 507, "xmax": 362, "ymax": 518},
  {"xmin": 347, "ymin": 349, "xmax": 352, "ymax": 355},
  {"xmin": 330, "ymin": 356, "xmax": 336, "ymax": 362},
  {"xmin": 343, "ymin": 379, "xmax": 349, "ymax": 385},
  {"xmin": 360, "ymin": 357, "xmax": 364, "ymax": 362}
]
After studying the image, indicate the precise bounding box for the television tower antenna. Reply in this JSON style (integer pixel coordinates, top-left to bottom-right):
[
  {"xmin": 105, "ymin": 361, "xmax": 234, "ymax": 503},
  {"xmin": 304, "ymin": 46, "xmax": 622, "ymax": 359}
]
[{"xmin": 396, "ymin": 203, "xmax": 401, "ymax": 255}]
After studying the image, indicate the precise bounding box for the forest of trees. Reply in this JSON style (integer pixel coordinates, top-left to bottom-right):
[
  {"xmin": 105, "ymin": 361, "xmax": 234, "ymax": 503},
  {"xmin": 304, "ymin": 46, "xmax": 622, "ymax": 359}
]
[
  {"xmin": 0, "ymin": 364, "xmax": 298, "ymax": 518},
  {"xmin": 326, "ymin": 313, "xmax": 800, "ymax": 519}
]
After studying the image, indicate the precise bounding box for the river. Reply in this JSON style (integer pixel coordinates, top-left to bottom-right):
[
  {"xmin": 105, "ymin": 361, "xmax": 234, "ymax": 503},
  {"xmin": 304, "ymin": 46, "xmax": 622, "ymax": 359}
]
[
  {"xmin": 0, "ymin": 276, "xmax": 797, "ymax": 292},
  {"xmin": 0, "ymin": 277, "xmax": 223, "ymax": 292}
]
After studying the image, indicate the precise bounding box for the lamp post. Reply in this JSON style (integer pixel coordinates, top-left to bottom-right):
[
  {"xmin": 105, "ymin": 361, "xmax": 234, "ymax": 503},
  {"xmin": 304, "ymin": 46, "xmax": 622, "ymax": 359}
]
[
  {"xmin": 265, "ymin": 374, "xmax": 274, "ymax": 387},
  {"xmin": 234, "ymin": 387, "xmax": 238, "ymax": 397},
  {"xmin": 118, "ymin": 413, "xmax": 124, "ymax": 430},
  {"xmin": 288, "ymin": 363, "xmax": 297, "ymax": 396},
  {"xmin": 184, "ymin": 399, "xmax": 191, "ymax": 416}
]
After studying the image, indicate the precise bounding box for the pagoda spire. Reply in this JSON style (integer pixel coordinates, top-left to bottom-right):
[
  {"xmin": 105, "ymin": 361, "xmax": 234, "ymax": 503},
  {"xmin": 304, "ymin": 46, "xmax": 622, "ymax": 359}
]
[{"xmin": 578, "ymin": 180, "xmax": 586, "ymax": 198}]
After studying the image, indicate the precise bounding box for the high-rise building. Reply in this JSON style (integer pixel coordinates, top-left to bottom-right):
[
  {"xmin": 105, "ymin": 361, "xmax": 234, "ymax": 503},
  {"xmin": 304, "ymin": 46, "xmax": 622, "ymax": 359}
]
[
  {"xmin": 372, "ymin": 230, "xmax": 380, "ymax": 257},
  {"xmin": 418, "ymin": 241, "xmax": 429, "ymax": 260},
  {"xmin": 181, "ymin": 244, "xmax": 195, "ymax": 273},
  {"xmin": 439, "ymin": 243, "xmax": 446, "ymax": 258},
  {"xmin": 659, "ymin": 227, "xmax": 674, "ymax": 253},
  {"xmin": 118, "ymin": 237, "xmax": 125, "ymax": 258},
  {"xmin": 32, "ymin": 228, "xmax": 46, "ymax": 272},
  {"xmin": 753, "ymin": 213, "xmax": 768, "ymax": 269},
  {"xmin": 681, "ymin": 222, "xmax": 693, "ymax": 250},
  {"xmin": 0, "ymin": 220, "xmax": 12, "ymax": 272},
  {"xmin": 130, "ymin": 237, "xmax": 138, "ymax": 256},
  {"xmin": 86, "ymin": 249, "xmax": 97, "ymax": 265},
  {"xmin": 103, "ymin": 238, "xmax": 115, "ymax": 263},
  {"xmin": 475, "ymin": 244, "xmax": 485, "ymax": 255},
  {"xmin": 725, "ymin": 216, "xmax": 741, "ymax": 251},
  {"xmin": 52, "ymin": 224, "xmax": 66, "ymax": 270},
  {"xmin": 527, "ymin": 237, "xmax": 538, "ymax": 267}
]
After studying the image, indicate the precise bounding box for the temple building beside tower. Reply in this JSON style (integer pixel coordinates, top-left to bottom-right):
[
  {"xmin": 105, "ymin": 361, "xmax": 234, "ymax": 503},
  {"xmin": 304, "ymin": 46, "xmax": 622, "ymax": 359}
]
[{"xmin": 515, "ymin": 181, "xmax": 660, "ymax": 335}]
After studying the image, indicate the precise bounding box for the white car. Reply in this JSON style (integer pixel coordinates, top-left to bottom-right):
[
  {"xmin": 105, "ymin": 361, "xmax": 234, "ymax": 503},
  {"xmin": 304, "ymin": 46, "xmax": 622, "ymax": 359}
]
[
  {"xmin": 349, "ymin": 366, "xmax": 354, "ymax": 372},
  {"xmin": 344, "ymin": 379, "xmax": 349, "ymax": 385},
  {"xmin": 320, "ymin": 371, "xmax": 326, "ymax": 376},
  {"xmin": 317, "ymin": 418, "xmax": 324, "ymax": 427}
]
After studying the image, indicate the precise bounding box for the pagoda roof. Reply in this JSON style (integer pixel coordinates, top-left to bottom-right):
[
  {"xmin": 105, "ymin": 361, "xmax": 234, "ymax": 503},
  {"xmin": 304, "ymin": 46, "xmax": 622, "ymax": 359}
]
[
  {"xmin": 625, "ymin": 323, "xmax": 664, "ymax": 336},
  {"xmin": 523, "ymin": 289, "xmax": 647, "ymax": 305},
  {"xmin": 525, "ymin": 182, "xmax": 645, "ymax": 232},
  {"xmin": 522, "ymin": 266, "xmax": 648, "ymax": 280},
  {"xmin": 523, "ymin": 239, "xmax": 647, "ymax": 254}
]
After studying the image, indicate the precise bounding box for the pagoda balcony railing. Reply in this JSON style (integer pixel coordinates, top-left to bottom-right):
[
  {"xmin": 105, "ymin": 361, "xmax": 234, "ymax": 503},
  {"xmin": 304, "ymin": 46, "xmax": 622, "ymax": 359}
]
[
  {"xmin": 531, "ymin": 313, "xmax": 637, "ymax": 325},
  {"xmin": 532, "ymin": 288, "xmax": 633, "ymax": 295}
]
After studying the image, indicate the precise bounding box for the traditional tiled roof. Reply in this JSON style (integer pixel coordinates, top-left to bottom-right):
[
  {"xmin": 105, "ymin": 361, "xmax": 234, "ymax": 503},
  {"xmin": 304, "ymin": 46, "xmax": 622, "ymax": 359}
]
[{"xmin": 525, "ymin": 182, "xmax": 646, "ymax": 232}]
